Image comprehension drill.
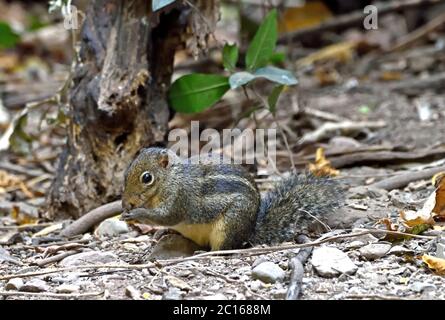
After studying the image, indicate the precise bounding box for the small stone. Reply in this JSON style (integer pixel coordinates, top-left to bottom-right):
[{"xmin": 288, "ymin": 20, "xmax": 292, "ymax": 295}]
[
  {"xmin": 252, "ymin": 257, "xmax": 268, "ymax": 268},
  {"xmin": 202, "ymin": 293, "xmax": 227, "ymax": 300},
  {"xmin": 0, "ymin": 247, "xmax": 20, "ymax": 265},
  {"xmin": 349, "ymin": 186, "xmax": 388, "ymax": 199},
  {"xmin": 251, "ymin": 262, "xmax": 285, "ymax": 284},
  {"xmin": 162, "ymin": 287, "xmax": 184, "ymax": 300},
  {"xmin": 312, "ymin": 247, "xmax": 358, "ymax": 278},
  {"xmin": 5, "ymin": 278, "xmax": 24, "ymax": 291},
  {"xmin": 122, "ymin": 243, "xmax": 139, "ymax": 252},
  {"xmin": 249, "ymin": 280, "xmax": 263, "ymax": 292},
  {"xmin": 346, "ymin": 240, "xmax": 366, "ymax": 250},
  {"xmin": 271, "ymin": 288, "xmax": 287, "ymax": 299},
  {"xmin": 376, "ymin": 274, "xmax": 388, "ymax": 285},
  {"xmin": 59, "ymin": 251, "xmax": 121, "ymax": 267},
  {"xmin": 95, "ymin": 218, "xmax": 130, "ymax": 237},
  {"xmin": 56, "ymin": 284, "xmax": 80, "ymax": 293},
  {"xmin": 165, "ymin": 276, "xmax": 192, "ymax": 291},
  {"xmin": 0, "ymin": 231, "xmax": 22, "ymax": 245},
  {"xmin": 409, "ymin": 282, "xmax": 437, "ymax": 293},
  {"xmin": 388, "ymin": 245, "xmax": 414, "ymax": 256},
  {"xmin": 359, "ymin": 243, "xmax": 391, "ymax": 260},
  {"xmin": 125, "ymin": 286, "xmax": 141, "ymax": 300},
  {"xmin": 436, "ymin": 243, "xmax": 445, "ymax": 259},
  {"xmin": 21, "ymin": 279, "xmax": 50, "ymax": 292}
]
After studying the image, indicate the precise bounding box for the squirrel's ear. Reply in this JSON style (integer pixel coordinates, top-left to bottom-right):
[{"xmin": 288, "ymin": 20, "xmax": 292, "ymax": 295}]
[{"xmin": 158, "ymin": 153, "xmax": 169, "ymax": 168}]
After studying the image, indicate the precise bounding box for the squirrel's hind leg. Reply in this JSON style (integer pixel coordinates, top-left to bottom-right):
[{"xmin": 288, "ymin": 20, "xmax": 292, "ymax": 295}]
[{"xmin": 210, "ymin": 201, "xmax": 258, "ymax": 250}]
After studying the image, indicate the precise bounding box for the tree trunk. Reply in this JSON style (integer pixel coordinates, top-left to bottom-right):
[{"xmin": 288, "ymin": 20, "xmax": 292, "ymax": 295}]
[{"xmin": 46, "ymin": 0, "xmax": 184, "ymax": 219}]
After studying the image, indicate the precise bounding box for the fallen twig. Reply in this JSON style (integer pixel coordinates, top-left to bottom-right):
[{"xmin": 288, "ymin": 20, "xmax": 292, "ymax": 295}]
[
  {"xmin": 345, "ymin": 294, "xmax": 414, "ymax": 300},
  {"xmin": 0, "ymin": 263, "xmax": 155, "ymax": 281},
  {"xmin": 61, "ymin": 200, "xmax": 122, "ymax": 237},
  {"xmin": 369, "ymin": 165, "xmax": 445, "ymax": 190},
  {"xmin": 303, "ymin": 108, "xmax": 348, "ymax": 123},
  {"xmin": 35, "ymin": 250, "xmax": 82, "ymax": 267},
  {"xmin": 0, "ymin": 290, "xmax": 104, "ymax": 299},
  {"xmin": 329, "ymin": 148, "xmax": 445, "ymax": 168},
  {"xmin": 0, "ymin": 222, "xmax": 55, "ymax": 232},
  {"xmin": 278, "ymin": 0, "xmax": 444, "ymax": 44},
  {"xmin": 297, "ymin": 120, "xmax": 386, "ymax": 147},
  {"xmin": 389, "ymin": 11, "xmax": 445, "ymax": 52},
  {"xmin": 286, "ymin": 235, "xmax": 313, "ymax": 300}
]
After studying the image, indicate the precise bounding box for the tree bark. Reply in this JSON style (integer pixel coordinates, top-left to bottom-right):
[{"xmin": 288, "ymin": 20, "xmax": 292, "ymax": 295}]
[{"xmin": 46, "ymin": 0, "xmax": 184, "ymax": 219}]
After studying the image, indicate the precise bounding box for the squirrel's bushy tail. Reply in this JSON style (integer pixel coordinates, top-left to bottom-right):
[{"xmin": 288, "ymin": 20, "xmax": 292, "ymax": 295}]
[{"xmin": 250, "ymin": 174, "xmax": 344, "ymax": 245}]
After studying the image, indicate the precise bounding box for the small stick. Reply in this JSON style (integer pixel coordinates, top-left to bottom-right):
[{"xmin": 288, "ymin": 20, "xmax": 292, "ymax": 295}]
[
  {"xmin": 0, "ymin": 263, "xmax": 155, "ymax": 281},
  {"xmin": 31, "ymin": 238, "xmax": 91, "ymax": 248},
  {"xmin": 0, "ymin": 291, "xmax": 103, "ymax": 299},
  {"xmin": 389, "ymin": 11, "xmax": 445, "ymax": 52},
  {"xmin": 286, "ymin": 235, "xmax": 313, "ymax": 300},
  {"xmin": 61, "ymin": 200, "xmax": 122, "ymax": 237},
  {"xmin": 303, "ymin": 108, "xmax": 348, "ymax": 123},
  {"xmin": 35, "ymin": 250, "xmax": 82, "ymax": 267},
  {"xmin": 0, "ymin": 222, "xmax": 55, "ymax": 232},
  {"xmin": 297, "ymin": 121, "xmax": 386, "ymax": 146},
  {"xmin": 369, "ymin": 165, "xmax": 445, "ymax": 190},
  {"xmin": 345, "ymin": 294, "xmax": 414, "ymax": 300}
]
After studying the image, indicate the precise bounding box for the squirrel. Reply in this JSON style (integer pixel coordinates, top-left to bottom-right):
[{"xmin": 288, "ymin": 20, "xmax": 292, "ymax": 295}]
[{"xmin": 121, "ymin": 147, "xmax": 344, "ymax": 251}]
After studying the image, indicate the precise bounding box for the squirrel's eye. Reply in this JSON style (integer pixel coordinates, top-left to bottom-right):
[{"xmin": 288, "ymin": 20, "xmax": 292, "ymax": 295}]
[{"xmin": 140, "ymin": 171, "xmax": 154, "ymax": 185}]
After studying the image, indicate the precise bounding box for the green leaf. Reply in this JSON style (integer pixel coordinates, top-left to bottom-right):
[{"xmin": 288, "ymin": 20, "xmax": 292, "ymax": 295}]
[
  {"xmin": 168, "ymin": 74, "xmax": 230, "ymax": 113},
  {"xmin": 268, "ymin": 85, "xmax": 285, "ymax": 114},
  {"xmin": 245, "ymin": 9, "xmax": 278, "ymax": 71},
  {"xmin": 254, "ymin": 66, "xmax": 298, "ymax": 85},
  {"xmin": 229, "ymin": 67, "xmax": 298, "ymax": 89},
  {"xmin": 223, "ymin": 43, "xmax": 239, "ymax": 71},
  {"xmin": 0, "ymin": 21, "xmax": 20, "ymax": 49},
  {"xmin": 152, "ymin": 0, "xmax": 176, "ymax": 11},
  {"xmin": 229, "ymin": 72, "xmax": 256, "ymax": 89},
  {"xmin": 269, "ymin": 51, "xmax": 286, "ymax": 65},
  {"xmin": 28, "ymin": 15, "xmax": 48, "ymax": 31}
]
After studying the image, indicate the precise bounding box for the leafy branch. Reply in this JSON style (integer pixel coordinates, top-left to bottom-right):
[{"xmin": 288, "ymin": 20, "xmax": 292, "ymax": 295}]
[{"xmin": 167, "ymin": 8, "xmax": 298, "ymax": 169}]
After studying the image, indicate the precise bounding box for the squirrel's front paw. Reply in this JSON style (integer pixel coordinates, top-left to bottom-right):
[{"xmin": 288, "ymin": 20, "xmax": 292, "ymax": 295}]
[{"xmin": 120, "ymin": 208, "xmax": 150, "ymax": 222}]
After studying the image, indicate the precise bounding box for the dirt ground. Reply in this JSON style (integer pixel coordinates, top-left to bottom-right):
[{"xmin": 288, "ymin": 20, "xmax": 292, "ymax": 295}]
[
  {"xmin": 1, "ymin": 2, "xmax": 445, "ymax": 300},
  {"xmin": 2, "ymin": 67, "xmax": 444, "ymax": 299}
]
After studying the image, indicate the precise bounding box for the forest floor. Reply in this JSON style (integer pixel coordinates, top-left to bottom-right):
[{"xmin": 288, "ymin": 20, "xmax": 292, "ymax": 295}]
[
  {"xmin": 1, "ymin": 2, "xmax": 445, "ymax": 300},
  {"xmin": 1, "ymin": 64, "xmax": 444, "ymax": 299}
]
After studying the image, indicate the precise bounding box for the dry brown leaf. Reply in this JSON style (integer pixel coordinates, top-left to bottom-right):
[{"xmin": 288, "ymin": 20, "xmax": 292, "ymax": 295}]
[
  {"xmin": 432, "ymin": 172, "xmax": 445, "ymax": 218},
  {"xmin": 0, "ymin": 170, "xmax": 21, "ymax": 188},
  {"xmin": 307, "ymin": 148, "xmax": 339, "ymax": 177},
  {"xmin": 11, "ymin": 206, "xmax": 38, "ymax": 225},
  {"xmin": 0, "ymin": 170, "xmax": 34, "ymax": 198},
  {"xmin": 314, "ymin": 67, "xmax": 340, "ymax": 86},
  {"xmin": 377, "ymin": 218, "xmax": 398, "ymax": 231},
  {"xmin": 379, "ymin": 71, "xmax": 403, "ymax": 81},
  {"xmin": 297, "ymin": 41, "xmax": 358, "ymax": 67},
  {"xmin": 399, "ymin": 208, "xmax": 435, "ymax": 228},
  {"xmin": 422, "ymin": 254, "xmax": 445, "ymax": 275},
  {"xmin": 0, "ymin": 53, "xmax": 19, "ymax": 71},
  {"xmin": 278, "ymin": 1, "xmax": 332, "ymax": 33}
]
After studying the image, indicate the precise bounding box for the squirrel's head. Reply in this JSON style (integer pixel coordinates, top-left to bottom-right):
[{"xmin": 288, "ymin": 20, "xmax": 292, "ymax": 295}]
[{"xmin": 122, "ymin": 147, "xmax": 175, "ymax": 213}]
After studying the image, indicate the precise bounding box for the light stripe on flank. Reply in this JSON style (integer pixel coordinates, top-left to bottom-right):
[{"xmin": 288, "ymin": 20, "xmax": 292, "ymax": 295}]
[{"xmin": 204, "ymin": 174, "xmax": 257, "ymax": 194}]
